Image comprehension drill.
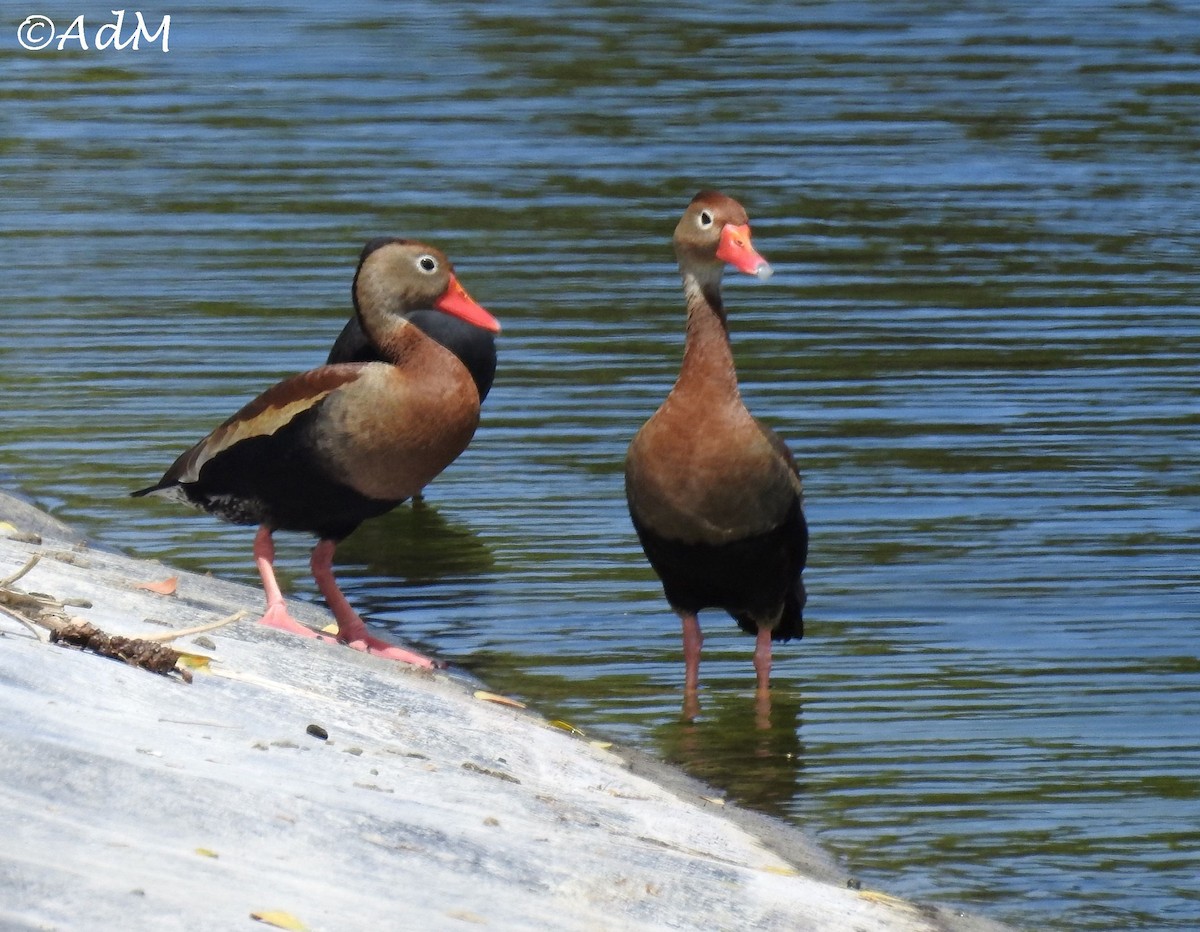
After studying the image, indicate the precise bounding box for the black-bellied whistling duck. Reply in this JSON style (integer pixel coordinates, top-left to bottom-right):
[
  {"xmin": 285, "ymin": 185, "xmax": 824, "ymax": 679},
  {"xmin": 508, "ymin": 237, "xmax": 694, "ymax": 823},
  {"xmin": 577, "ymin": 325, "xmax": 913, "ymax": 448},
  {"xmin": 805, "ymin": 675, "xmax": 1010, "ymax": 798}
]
[
  {"xmin": 326, "ymin": 246, "xmax": 498, "ymax": 504},
  {"xmin": 326, "ymin": 241, "xmax": 497, "ymax": 401},
  {"xmin": 133, "ymin": 238, "xmax": 501, "ymax": 666},
  {"xmin": 625, "ymin": 191, "xmax": 807, "ymax": 699}
]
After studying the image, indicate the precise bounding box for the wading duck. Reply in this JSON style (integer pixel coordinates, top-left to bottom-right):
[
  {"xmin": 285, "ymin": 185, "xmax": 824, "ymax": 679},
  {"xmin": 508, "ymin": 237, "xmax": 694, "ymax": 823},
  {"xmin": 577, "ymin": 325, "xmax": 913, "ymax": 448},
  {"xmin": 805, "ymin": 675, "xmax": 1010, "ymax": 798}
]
[
  {"xmin": 624, "ymin": 191, "xmax": 807, "ymax": 698},
  {"xmin": 133, "ymin": 238, "xmax": 501, "ymax": 666}
]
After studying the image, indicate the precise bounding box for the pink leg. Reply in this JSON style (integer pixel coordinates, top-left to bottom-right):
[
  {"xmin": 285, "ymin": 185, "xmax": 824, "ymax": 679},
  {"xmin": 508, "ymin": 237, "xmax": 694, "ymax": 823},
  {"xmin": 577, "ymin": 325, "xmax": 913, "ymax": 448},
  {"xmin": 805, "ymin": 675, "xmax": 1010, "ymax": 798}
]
[
  {"xmin": 753, "ymin": 625, "xmax": 773, "ymax": 693},
  {"xmin": 754, "ymin": 685, "xmax": 772, "ymax": 730},
  {"xmin": 309, "ymin": 540, "xmax": 439, "ymax": 668},
  {"xmin": 255, "ymin": 526, "xmax": 323, "ymax": 638},
  {"xmin": 679, "ymin": 613, "xmax": 703, "ymax": 720},
  {"xmin": 680, "ymin": 612, "xmax": 703, "ymax": 695}
]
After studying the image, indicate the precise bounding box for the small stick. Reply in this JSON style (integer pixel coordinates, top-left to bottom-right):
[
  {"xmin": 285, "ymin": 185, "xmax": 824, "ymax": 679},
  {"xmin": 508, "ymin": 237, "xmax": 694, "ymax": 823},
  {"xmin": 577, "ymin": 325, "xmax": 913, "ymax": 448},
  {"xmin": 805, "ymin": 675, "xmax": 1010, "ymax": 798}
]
[
  {"xmin": 137, "ymin": 609, "xmax": 249, "ymax": 643},
  {"xmin": 0, "ymin": 604, "xmax": 47, "ymax": 641},
  {"xmin": 0, "ymin": 554, "xmax": 41, "ymax": 588}
]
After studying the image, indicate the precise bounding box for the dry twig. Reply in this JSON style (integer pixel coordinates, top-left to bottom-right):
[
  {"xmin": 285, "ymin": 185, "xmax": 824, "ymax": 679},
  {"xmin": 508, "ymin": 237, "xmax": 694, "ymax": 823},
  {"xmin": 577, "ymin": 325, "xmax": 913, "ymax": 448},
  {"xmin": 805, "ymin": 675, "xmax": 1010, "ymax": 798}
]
[
  {"xmin": 0, "ymin": 554, "xmax": 40, "ymax": 588},
  {"xmin": 0, "ymin": 553, "xmax": 237, "ymax": 681},
  {"xmin": 0, "ymin": 604, "xmax": 45, "ymax": 641},
  {"xmin": 137, "ymin": 609, "xmax": 249, "ymax": 643}
]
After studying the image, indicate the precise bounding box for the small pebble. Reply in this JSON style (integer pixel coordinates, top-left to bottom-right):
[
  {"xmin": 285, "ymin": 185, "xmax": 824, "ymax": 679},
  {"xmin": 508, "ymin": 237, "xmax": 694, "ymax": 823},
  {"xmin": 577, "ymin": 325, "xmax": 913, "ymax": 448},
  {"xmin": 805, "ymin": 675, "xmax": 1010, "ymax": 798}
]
[
  {"xmin": 192, "ymin": 635, "xmax": 216, "ymax": 650},
  {"xmin": 353, "ymin": 782, "xmax": 393, "ymax": 794},
  {"xmin": 306, "ymin": 723, "xmax": 328, "ymax": 741}
]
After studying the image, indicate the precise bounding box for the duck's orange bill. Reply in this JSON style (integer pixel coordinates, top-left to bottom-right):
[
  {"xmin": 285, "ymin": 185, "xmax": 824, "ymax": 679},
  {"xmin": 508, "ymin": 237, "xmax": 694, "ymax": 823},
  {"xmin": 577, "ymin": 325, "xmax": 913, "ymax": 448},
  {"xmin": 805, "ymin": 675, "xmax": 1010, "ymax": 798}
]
[
  {"xmin": 716, "ymin": 223, "xmax": 773, "ymax": 280},
  {"xmin": 434, "ymin": 275, "xmax": 502, "ymax": 333}
]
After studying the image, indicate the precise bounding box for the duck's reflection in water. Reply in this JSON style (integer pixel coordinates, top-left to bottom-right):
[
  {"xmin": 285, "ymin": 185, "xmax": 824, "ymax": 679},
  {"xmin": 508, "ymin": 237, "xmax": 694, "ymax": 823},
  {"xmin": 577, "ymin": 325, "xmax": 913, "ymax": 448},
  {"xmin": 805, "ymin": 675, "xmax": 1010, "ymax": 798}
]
[
  {"xmin": 656, "ymin": 685, "xmax": 805, "ymax": 816},
  {"xmin": 336, "ymin": 499, "xmax": 494, "ymax": 583}
]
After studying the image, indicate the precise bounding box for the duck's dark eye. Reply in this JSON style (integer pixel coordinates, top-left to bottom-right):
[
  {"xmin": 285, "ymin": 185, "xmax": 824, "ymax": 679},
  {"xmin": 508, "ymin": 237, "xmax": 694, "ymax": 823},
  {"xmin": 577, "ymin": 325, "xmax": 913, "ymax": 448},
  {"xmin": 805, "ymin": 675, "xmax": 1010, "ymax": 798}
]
[
  {"xmin": 417, "ymin": 255, "xmax": 438, "ymax": 273},
  {"xmin": 698, "ymin": 210, "xmax": 714, "ymax": 229}
]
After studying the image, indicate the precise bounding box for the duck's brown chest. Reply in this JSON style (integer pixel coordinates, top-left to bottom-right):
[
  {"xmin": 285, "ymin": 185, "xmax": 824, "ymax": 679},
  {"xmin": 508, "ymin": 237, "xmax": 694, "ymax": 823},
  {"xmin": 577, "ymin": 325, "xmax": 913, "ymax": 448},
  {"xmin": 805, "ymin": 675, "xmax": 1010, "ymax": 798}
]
[
  {"xmin": 318, "ymin": 361, "xmax": 481, "ymax": 502},
  {"xmin": 625, "ymin": 389, "xmax": 795, "ymax": 545}
]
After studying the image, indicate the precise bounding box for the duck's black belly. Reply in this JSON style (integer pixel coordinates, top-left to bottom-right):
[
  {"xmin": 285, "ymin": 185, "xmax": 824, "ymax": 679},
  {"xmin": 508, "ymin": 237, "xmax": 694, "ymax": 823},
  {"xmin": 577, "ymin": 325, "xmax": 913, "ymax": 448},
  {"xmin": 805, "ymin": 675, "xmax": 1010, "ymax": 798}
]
[{"xmin": 631, "ymin": 497, "xmax": 808, "ymax": 642}]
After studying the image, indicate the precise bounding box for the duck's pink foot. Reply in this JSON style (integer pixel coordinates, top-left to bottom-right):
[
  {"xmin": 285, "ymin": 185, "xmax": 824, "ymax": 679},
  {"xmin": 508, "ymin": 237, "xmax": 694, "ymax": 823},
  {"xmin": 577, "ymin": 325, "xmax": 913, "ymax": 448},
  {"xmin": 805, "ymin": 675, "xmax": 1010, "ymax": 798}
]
[
  {"xmin": 339, "ymin": 631, "xmax": 443, "ymax": 668},
  {"xmin": 259, "ymin": 600, "xmax": 319, "ymax": 638},
  {"xmin": 259, "ymin": 601, "xmax": 346, "ymax": 647},
  {"xmin": 255, "ymin": 528, "xmax": 333, "ymax": 640},
  {"xmin": 305, "ymin": 538, "xmax": 445, "ymax": 668}
]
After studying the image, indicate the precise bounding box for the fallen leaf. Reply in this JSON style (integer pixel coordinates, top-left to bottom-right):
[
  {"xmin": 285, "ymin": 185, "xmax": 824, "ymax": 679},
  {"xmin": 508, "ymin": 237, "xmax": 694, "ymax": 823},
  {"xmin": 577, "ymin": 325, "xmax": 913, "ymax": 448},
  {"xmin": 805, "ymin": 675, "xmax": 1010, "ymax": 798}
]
[
  {"xmin": 445, "ymin": 909, "xmax": 487, "ymax": 924},
  {"xmin": 859, "ymin": 889, "xmax": 917, "ymax": 910},
  {"xmin": 195, "ymin": 847, "xmax": 219, "ymax": 859},
  {"xmin": 135, "ymin": 576, "xmax": 178, "ymax": 596},
  {"xmin": 175, "ymin": 652, "xmax": 213, "ymax": 672},
  {"xmin": 548, "ymin": 719, "xmax": 585, "ymax": 736},
  {"xmin": 251, "ymin": 910, "xmax": 310, "ymax": 931},
  {"xmin": 589, "ymin": 740, "xmax": 614, "ymax": 750},
  {"xmin": 473, "ymin": 690, "xmax": 527, "ymax": 709}
]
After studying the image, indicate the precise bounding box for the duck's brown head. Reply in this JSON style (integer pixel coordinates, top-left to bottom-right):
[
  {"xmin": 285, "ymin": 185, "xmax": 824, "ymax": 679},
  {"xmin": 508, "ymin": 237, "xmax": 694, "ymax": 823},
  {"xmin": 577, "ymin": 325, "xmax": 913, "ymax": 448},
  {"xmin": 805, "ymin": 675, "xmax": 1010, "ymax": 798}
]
[{"xmin": 673, "ymin": 191, "xmax": 772, "ymax": 281}]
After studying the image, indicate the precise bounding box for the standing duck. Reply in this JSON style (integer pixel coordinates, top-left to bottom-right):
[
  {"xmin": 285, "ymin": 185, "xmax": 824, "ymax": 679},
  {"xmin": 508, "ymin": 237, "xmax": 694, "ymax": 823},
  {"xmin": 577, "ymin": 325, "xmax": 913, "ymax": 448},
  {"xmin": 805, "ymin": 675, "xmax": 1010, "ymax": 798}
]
[
  {"xmin": 625, "ymin": 191, "xmax": 807, "ymax": 698},
  {"xmin": 133, "ymin": 239, "xmax": 501, "ymax": 666},
  {"xmin": 325, "ymin": 244, "xmax": 498, "ymax": 504},
  {"xmin": 325, "ymin": 243, "xmax": 498, "ymax": 402}
]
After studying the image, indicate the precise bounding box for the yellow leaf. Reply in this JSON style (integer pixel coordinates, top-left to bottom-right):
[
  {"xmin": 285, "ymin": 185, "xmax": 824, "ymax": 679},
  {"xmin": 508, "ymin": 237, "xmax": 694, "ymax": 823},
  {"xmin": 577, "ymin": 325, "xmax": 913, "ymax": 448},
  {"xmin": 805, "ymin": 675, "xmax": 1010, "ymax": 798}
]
[
  {"xmin": 175, "ymin": 652, "xmax": 213, "ymax": 671},
  {"xmin": 321, "ymin": 623, "xmax": 338, "ymax": 635},
  {"xmin": 473, "ymin": 690, "xmax": 527, "ymax": 709},
  {"xmin": 195, "ymin": 847, "xmax": 219, "ymax": 858},
  {"xmin": 251, "ymin": 911, "xmax": 310, "ymax": 931},
  {"xmin": 548, "ymin": 719, "xmax": 584, "ymax": 736},
  {"xmin": 859, "ymin": 889, "xmax": 919, "ymax": 911}
]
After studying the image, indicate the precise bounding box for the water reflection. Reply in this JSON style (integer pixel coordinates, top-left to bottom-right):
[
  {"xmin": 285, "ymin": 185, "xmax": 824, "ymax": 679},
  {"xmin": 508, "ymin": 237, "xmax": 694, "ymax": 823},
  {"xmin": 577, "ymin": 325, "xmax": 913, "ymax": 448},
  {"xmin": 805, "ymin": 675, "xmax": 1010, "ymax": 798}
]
[
  {"xmin": 335, "ymin": 499, "xmax": 494, "ymax": 582},
  {"xmin": 657, "ymin": 686, "xmax": 806, "ymax": 816}
]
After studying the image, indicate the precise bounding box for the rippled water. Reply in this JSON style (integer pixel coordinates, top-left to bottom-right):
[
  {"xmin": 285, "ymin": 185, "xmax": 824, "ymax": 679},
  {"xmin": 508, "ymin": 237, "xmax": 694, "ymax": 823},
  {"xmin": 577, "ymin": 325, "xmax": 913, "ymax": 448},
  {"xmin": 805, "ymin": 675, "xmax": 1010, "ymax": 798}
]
[{"xmin": 3, "ymin": 3, "xmax": 1199, "ymax": 929}]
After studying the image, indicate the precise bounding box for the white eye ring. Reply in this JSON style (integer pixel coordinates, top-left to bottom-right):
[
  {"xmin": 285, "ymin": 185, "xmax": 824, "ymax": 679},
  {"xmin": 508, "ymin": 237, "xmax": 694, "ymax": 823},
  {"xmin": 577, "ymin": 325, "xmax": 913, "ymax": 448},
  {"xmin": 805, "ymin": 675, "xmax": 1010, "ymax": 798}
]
[
  {"xmin": 417, "ymin": 255, "xmax": 438, "ymax": 273},
  {"xmin": 698, "ymin": 210, "xmax": 714, "ymax": 229}
]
